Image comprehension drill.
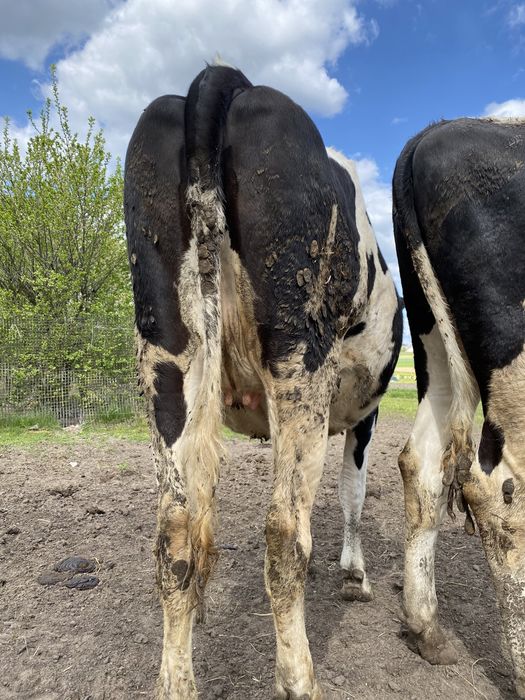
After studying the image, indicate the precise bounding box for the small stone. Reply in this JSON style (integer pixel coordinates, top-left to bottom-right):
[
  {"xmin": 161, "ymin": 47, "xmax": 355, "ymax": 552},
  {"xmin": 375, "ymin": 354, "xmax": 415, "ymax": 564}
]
[
  {"xmin": 65, "ymin": 574, "xmax": 99, "ymax": 591},
  {"xmin": 54, "ymin": 556, "xmax": 96, "ymax": 574},
  {"xmin": 296, "ymin": 270, "xmax": 305, "ymax": 287},
  {"xmin": 388, "ymin": 680, "xmax": 401, "ymax": 692},
  {"xmin": 86, "ymin": 505, "xmax": 105, "ymax": 515},
  {"xmin": 47, "ymin": 484, "xmax": 78, "ymax": 497},
  {"xmin": 37, "ymin": 571, "xmax": 71, "ymax": 586},
  {"xmin": 69, "ymin": 461, "xmax": 79, "ymax": 468},
  {"xmin": 310, "ymin": 240, "xmax": 319, "ymax": 258},
  {"xmin": 333, "ymin": 675, "xmax": 345, "ymax": 686},
  {"xmin": 130, "ymin": 253, "xmax": 137, "ymax": 265},
  {"xmin": 472, "ymin": 564, "xmax": 480, "ymax": 572},
  {"xmin": 6, "ymin": 527, "xmax": 20, "ymax": 535}
]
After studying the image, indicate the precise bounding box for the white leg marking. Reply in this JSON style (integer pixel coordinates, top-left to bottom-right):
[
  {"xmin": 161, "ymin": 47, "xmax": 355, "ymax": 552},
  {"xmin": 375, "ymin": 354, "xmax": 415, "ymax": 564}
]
[
  {"xmin": 339, "ymin": 414, "xmax": 376, "ymax": 601},
  {"xmin": 401, "ymin": 325, "xmax": 461, "ymax": 664}
]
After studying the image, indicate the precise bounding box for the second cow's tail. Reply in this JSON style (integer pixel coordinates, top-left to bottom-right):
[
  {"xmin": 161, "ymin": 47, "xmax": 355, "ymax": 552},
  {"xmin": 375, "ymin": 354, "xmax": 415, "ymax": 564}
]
[{"xmin": 183, "ymin": 65, "xmax": 251, "ymax": 613}]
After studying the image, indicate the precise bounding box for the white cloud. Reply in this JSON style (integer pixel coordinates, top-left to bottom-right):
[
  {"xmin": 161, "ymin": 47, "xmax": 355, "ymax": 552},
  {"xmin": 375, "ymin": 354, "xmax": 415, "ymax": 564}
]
[
  {"xmin": 2, "ymin": 120, "xmax": 33, "ymax": 154},
  {"xmin": 508, "ymin": 3, "xmax": 525, "ymax": 27},
  {"xmin": 0, "ymin": 0, "xmax": 118, "ymax": 70},
  {"xmin": 30, "ymin": 0, "xmax": 378, "ymax": 159},
  {"xmin": 483, "ymin": 98, "xmax": 525, "ymax": 117}
]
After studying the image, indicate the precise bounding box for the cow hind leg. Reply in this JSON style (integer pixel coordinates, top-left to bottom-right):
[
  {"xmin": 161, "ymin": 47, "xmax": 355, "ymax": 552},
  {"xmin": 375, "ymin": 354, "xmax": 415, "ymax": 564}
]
[
  {"xmin": 264, "ymin": 362, "xmax": 338, "ymax": 700},
  {"xmin": 139, "ymin": 340, "xmax": 221, "ymax": 700},
  {"xmin": 463, "ymin": 353, "xmax": 525, "ymax": 697},
  {"xmin": 339, "ymin": 410, "xmax": 377, "ymax": 602},
  {"xmin": 399, "ymin": 325, "xmax": 476, "ymax": 665}
]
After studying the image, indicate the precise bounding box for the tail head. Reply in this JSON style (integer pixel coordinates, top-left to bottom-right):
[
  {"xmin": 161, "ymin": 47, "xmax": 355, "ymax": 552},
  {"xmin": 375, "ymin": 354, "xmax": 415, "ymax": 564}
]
[{"xmin": 185, "ymin": 65, "xmax": 252, "ymax": 190}]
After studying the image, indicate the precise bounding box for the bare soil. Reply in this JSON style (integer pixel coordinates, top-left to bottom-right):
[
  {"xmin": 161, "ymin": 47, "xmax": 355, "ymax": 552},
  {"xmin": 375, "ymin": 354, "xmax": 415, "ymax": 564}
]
[{"xmin": 0, "ymin": 416, "xmax": 516, "ymax": 699}]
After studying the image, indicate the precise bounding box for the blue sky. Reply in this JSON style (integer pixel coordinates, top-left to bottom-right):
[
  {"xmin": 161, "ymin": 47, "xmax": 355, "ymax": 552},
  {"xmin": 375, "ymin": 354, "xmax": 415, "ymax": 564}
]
[
  {"xmin": 1, "ymin": 0, "xmax": 524, "ymax": 334},
  {"xmin": 317, "ymin": 0, "xmax": 525, "ymax": 175}
]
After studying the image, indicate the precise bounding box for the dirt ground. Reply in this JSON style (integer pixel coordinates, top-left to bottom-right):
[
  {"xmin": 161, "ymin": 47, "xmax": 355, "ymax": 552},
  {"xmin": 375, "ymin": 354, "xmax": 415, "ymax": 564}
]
[{"xmin": 0, "ymin": 416, "xmax": 516, "ymax": 699}]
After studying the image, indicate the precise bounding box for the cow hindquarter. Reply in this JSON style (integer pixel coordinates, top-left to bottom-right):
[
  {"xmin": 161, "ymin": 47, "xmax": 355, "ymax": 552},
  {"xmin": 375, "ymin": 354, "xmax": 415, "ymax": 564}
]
[
  {"xmin": 394, "ymin": 118, "xmax": 525, "ymax": 695},
  {"xmin": 125, "ymin": 64, "xmax": 401, "ymax": 700},
  {"xmin": 221, "ymin": 85, "xmax": 364, "ymax": 698},
  {"xmin": 125, "ymin": 92, "xmax": 226, "ymax": 698},
  {"xmin": 326, "ymin": 149, "xmax": 403, "ymax": 602}
]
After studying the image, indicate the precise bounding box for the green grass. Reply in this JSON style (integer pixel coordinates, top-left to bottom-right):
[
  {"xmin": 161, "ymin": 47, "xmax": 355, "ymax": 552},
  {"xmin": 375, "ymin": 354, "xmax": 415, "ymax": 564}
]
[
  {"xmin": 395, "ymin": 354, "xmax": 415, "ymax": 368},
  {"xmin": 0, "ymin": 413, "xmax": 61, "ymax": 430},
  {"xmin": 81, "ymin": 416, "xmax": 150, "ymax": 442},
  {"xmin": 380, "ymin": 387, "xmax": 418, "ymax": 418},
  {"xmin": 379, "ymin": 387, "xmax": 483, "ymax": 424},
  {"xmin": 0, "ymin": 413, "xmax": 74, "ymax": 447},
  {"xmin": 0, "ymin": 413, "xmax": 253, "ymax": 448},
  {"xmin": 222, "ymin": 425, "xmax": 250, "ymax": 441},
  {"xmin": 0, "ymin": 414, "xmax": 150, "ymax": 447}
]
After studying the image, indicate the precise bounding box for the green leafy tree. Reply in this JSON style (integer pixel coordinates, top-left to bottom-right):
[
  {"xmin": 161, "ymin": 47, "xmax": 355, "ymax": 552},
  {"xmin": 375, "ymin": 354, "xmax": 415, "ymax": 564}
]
[
  {"xmin": 0, "ymin": 68, "xmax": 128, "ymax": 318},
  {"xmin": 0, "ymin": 69, "xmax": 136, "ymax": 420}
]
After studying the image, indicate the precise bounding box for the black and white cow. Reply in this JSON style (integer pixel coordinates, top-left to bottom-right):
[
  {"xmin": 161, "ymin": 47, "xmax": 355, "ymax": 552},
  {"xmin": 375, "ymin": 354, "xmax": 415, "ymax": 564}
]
[
  {"xmin": 393, "ymin": 118, "xmax": 525, "ymax": 696},
  {"xmin": 125, "ymin": 65, "xmax": 402, "ymax": 699}
]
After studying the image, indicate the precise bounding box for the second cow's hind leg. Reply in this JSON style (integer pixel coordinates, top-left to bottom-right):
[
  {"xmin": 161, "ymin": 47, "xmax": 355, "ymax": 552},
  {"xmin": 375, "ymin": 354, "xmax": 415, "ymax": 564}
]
[
  {"xmin": 399, "ymin": 325, "xmax": 476, "ymax": 665},
  {"xmin": 339, "ymin": 409, "xmax": 377, "ymax": 602},
  {"xmin": 462, "ymin": 353, "xmax": 525, "ymax": 698}
]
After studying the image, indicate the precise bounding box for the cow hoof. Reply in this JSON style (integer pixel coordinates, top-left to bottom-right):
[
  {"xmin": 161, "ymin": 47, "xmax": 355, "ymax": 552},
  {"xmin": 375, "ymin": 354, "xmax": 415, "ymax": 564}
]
[
  {"xmin": 273, "ymin": 681, "xmax": 324, "ymax": 699},
  {"xmin": 341, "ymin": 569, "xmax": 373, "ymax": 602},
  {"xmin": 155, "ymin": 674, "xmax": 198, "ymax": 700},
  {"xmin": 407, "ymin": 624, "xmax": 458, "ymax": 665}
]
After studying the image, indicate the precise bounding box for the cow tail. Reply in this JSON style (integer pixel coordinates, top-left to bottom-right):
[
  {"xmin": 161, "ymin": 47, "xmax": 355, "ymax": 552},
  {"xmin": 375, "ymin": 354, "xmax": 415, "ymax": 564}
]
[
  {"xmin": 393, "ymin": 135, "xmax": 477, "ymax": 470},
  {"xmin": 183, "ymin": 65, "xmax": 251, "ymax": 615}
]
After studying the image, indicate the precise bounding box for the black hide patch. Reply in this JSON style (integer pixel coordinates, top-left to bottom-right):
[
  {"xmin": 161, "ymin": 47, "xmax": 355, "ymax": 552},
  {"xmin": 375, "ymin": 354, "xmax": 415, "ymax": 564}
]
[
  {"xmin": 344, "ymin": 321, "xmax": 366, "ymax": 339},
  {"xmin": 478, "ymin": 420, "xmax": 505, "ymax": 474},
  {"xmin": 353, "ymin": 409, "xmax": 378, "ymax": 469},
  {"xmin": 394, "ymin": 118, "xmax": 525, "ymax": 406},
  {"xmin": 393, "ymin": 230, "xmax": 435, "ymax": 401},
  {"xmin": 153, "ymin": 362, "xmax": 186, "ymax": 447},
  {"xmin": 377, "ymin": 246, "xmax": 389, "ymax": 275},
  {"xmin": 124, "ymin": 94, "xmax": 191, "ymax": 357},
  {"xmin": 223, "ymin": 88, "xmax": 361, "ymax": 375},
  {"xmin": 366, "ymin": 252, "xmax": 376, "ymax": 299}
]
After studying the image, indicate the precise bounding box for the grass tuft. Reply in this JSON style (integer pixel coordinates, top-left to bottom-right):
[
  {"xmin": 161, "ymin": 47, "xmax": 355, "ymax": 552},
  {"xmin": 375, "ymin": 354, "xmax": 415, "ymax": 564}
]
[{"xmin": 380, "ymin": 388, "xmax": 418, "ymax": 418}]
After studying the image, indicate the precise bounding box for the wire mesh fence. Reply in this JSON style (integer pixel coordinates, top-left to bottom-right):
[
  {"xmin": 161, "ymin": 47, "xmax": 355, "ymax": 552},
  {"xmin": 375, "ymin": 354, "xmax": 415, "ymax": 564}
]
[
  {"xmin": 0, "ymin": 315, "xmax": 415, "ymax": 426},
  {"xmin": 0, "ymin": 315, "xmax": 142, "ymax": 425}
]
